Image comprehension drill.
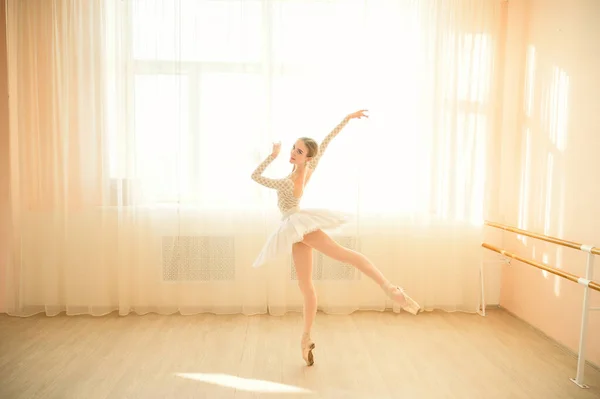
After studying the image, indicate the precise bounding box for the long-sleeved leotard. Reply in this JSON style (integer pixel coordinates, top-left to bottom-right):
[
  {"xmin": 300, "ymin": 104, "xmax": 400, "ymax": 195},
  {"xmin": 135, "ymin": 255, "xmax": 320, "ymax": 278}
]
[
  {"xmin": 307, "ymin": 116, "xmax": 349, "ymax": 170},
  {"xmin": 251, "ymin": 154, "xmax": 298, "ymax": 213},
  {"xmin": 251, "ymin": 116, "xmax": 350, "ymax": 214}
]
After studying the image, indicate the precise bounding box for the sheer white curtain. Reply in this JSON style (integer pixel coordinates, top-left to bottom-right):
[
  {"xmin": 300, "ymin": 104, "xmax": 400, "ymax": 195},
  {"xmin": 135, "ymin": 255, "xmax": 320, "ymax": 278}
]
[{"xmin": 2, "ymin": 0, "xmax": 505, "ymax": 316}]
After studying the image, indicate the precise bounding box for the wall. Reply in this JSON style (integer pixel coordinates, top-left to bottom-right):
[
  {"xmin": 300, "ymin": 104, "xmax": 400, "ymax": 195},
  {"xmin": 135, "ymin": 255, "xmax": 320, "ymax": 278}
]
[
  {"xmin": 497, "ymin": 0, "xmax": 600, "ymax": 366},
  {"xmin": 0, "ymin": 0, "xmax": 10, "ymax": 314}
]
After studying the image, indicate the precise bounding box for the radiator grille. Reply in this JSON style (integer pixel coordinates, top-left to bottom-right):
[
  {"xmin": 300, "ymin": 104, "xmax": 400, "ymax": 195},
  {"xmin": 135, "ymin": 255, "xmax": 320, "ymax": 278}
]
[{"xmin": 162, "ymin": 236, "xmax": 235, "ymax": 281}]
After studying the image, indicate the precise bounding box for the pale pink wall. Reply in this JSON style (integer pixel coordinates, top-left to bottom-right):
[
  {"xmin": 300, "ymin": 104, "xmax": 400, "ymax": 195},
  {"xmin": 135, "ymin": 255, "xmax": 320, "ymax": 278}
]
[
  {"xmin": 498, "ymin": 0, "xmax": 600, "ymax": 366},
  {"xmin": 0, "ymin": 0, "xmax": 10, "ymax": 313}
]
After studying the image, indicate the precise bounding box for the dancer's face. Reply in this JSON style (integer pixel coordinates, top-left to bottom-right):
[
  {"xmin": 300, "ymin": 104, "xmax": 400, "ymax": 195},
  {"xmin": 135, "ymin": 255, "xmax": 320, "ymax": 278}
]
[{"xmin": 289, "ymin": 139, "xmax": 310, "ymax": 165}]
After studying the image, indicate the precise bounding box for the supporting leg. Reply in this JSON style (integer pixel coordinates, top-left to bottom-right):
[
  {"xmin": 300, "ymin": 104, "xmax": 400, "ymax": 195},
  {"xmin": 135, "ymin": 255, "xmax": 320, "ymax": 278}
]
[{"xmin": 292, "ymin": 242, "xmax": 316, "ymax": 366}]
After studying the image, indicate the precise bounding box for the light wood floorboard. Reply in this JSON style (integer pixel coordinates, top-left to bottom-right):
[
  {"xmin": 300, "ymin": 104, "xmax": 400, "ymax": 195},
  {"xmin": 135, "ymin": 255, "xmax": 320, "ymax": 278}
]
[{"xmin": 0, "ymin": 309, "xmax": 598, "ymax": 398}]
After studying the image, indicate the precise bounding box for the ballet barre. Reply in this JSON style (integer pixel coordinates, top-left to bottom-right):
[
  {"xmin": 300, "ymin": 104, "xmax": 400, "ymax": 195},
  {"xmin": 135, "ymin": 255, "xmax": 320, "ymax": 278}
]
[
  {"xmin": 481, "ymin": 221, "xmax": 599, "ymax": 390},
  {"xmin": 482, "ymin": 243, "xmax": 600, "ymax": 292},
  {"xmin": 485, "ymin": 221, "xmax": 600, "ymax": 255}
]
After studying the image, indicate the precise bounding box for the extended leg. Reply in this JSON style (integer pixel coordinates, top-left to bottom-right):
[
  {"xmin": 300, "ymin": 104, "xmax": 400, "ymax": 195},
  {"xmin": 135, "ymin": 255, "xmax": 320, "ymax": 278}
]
[
  {"xmin": 302, "ymin": 230, "xmax": 421, "ymax": 314},
  {"xmin": 302, "ymin": 230, "xmax": 388, "ymax": 285},
  {"xmin": 292, "ymin": 241, "xmax": 317, "ymax": 365}
]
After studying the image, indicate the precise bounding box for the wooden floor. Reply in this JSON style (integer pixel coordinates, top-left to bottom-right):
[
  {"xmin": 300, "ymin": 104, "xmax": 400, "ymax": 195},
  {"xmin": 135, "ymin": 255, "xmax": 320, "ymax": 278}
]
[{"xmin": 0, "ymin": 309, "xmax": 598, "ymax": 399}]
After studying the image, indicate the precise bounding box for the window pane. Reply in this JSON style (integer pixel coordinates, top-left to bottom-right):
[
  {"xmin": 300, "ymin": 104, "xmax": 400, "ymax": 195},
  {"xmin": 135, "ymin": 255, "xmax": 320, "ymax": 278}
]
[
  {"xmin": 432, "ymin": 110, "xmax": 487, "ymax": 222},
  {"xmin": 271, "ymin": 0, "xmax": 363, "ymax": 66},
  {"xmin": 134, "ymin": 74, "xmax": 189, "ymax": 202},
  {"xmin": 457, "ymin": 34, "xmax": 492, "ymax": 103},
  {"xmin": 132, "ymin": 0, "xmax": 262, "ymax": 63},
  {"xmin": 197, "ymin": 72, "xmax": 267, "ymax": 209},
  {"xmin": 457, "ymin": 112, "xmax": 487, "ymax": 224}
]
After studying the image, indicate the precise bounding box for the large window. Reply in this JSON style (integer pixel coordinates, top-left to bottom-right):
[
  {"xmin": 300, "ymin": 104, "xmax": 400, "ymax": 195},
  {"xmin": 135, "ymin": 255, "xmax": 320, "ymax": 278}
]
[
  {"xmin": 112, "ymin": 0, "xmax": 268, "ymax": 208},
  {"xmin": 110, "ymin": 0, "xmax": 370, "ymax": 209},
  {"xmin": 108, "ymin": 0, "xmax": 497, "ymax": 220}
]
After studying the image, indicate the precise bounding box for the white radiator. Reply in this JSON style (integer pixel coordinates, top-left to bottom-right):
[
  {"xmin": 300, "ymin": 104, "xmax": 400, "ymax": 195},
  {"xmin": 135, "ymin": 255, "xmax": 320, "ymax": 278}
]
[{"xmin": 162, "ymin": 236, "xmax": 235, "ymax": 281}]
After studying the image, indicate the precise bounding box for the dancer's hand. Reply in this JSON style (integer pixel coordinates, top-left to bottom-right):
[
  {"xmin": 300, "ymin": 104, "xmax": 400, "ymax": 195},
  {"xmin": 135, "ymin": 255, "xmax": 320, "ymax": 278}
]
[
  {"xmin": 347, "ymin": 110, "xmax": 368, "ymax": 120},
  {"xmin": 271, "ymin": 142, "xmax": 281, "ymax": 158}
]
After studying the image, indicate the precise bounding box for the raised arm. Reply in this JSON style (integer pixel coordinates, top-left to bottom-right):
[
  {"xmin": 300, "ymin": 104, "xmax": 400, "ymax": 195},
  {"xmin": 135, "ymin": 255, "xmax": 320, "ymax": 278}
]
[
  {"xmin": 308, "ymin": 110, "xmax": 368, "ymax": 170},
  {"xmin": 307, "ymin": 116, "xmax": 350, "ymax": 170},
  {"xmin": 251, "ymin": 154, "xmax": 285, "ymax": 189}
]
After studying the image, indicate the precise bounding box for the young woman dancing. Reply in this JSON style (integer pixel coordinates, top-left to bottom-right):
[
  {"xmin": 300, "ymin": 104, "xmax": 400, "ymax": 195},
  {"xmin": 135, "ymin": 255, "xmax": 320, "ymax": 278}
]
[{"xmin": 251, "ymin": 110, "xmax": 421, "ymax": 366}]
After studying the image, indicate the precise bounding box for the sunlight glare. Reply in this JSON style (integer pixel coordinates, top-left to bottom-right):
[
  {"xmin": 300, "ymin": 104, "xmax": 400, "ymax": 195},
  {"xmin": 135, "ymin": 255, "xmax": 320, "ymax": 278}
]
[
  {"xmin": 543, "ymin": 152, "xmax": 554, "ymax": 235},
  {"xmin": 547, "ymin": 66, "xmax": 570, "ymax": 152},
  {"xmin": 554, "ymin": 247, "xmax": 563, "ymax": 297},
  {"xmin": 517, "ymin": 128, "xmax": 531, "ymax": 244},
  {"xmin": 174, "ymin": 373, "xmax": 312, "ymax": 394},
  {"xmin": 524, "ymin": 45, "xmax": 536, "ymax": 117},
  {"xmin": 554, "ymin": 184, "xmax": 566, "ymax": 297}
]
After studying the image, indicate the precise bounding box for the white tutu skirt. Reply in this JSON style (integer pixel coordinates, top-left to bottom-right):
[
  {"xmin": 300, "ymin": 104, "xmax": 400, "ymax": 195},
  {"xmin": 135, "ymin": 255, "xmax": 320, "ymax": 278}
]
[{"xmin": 252, "ymin": 207, "xmax": 351, "ymax": 268}]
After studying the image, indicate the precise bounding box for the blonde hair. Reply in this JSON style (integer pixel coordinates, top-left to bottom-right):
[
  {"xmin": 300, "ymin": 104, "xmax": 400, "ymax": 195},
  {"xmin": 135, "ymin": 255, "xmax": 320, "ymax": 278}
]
[{"xmin": 299, "ymin": 137, "xmax": 319, "ymax": 159}]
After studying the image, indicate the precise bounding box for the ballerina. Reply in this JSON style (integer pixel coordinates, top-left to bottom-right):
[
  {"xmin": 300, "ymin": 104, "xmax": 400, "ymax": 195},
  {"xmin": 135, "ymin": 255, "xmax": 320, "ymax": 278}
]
[{"xmin": 251, "ymin": 110, "xmax": 420, "ymax": 366}]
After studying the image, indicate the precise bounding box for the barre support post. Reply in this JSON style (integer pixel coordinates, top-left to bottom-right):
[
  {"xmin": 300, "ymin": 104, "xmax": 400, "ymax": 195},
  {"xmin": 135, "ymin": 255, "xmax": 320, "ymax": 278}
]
[{"xmin": 570, "ymin": 250, "xmax": 595, "ymax": 389}]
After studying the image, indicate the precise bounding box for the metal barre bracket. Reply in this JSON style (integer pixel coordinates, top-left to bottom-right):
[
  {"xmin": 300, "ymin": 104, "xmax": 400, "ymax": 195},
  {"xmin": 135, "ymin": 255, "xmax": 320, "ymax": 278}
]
[
  {"xmin": 569, "ymin": 378, "xmax": 589, "ymax": 389},
  {"xmin": 577, "ymin": 278, "xmax": 591, "ymax": 287},
  {"xmin": 580, "ymin": 244, "xmax": 594, "ymax": 253}
]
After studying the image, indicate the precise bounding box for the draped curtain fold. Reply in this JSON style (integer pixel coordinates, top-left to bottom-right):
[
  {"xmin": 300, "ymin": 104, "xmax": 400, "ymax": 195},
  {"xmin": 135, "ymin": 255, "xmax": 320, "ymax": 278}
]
[{"xmin": 1, "ymin": 0, "xmax": 505, "ymax": 316}]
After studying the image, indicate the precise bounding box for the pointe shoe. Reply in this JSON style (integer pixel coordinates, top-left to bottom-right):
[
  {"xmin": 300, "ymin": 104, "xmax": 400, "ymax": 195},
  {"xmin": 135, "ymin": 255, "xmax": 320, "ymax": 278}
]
[
  {"xmin": 301, "ymin": 333, "xmax": 315, "ymax": 366},
  {"xmin": 382, "ymin": 283, "xmax": 421, "ymax": 315}
]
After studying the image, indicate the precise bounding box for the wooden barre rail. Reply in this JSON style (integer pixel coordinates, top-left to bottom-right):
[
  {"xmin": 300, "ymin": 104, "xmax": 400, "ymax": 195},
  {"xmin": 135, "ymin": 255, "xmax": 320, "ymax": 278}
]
[
  {"xmin": 485, "ymin": 221, "xmax": 600, "ymax": 256},
  {"xmin": 481, "ymin": 243, "xmax": 600, "ymax": 292}
]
